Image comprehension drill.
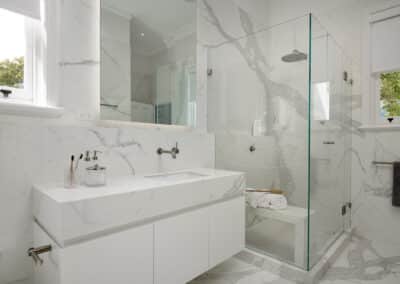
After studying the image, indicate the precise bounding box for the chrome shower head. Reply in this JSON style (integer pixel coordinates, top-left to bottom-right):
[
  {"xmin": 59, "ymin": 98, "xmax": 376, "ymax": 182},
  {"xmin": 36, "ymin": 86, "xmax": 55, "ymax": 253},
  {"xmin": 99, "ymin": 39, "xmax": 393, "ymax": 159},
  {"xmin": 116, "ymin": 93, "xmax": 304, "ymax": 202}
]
[{"xmin": 281, "ymin": 49, "xmax": 308, "ymax": 63}]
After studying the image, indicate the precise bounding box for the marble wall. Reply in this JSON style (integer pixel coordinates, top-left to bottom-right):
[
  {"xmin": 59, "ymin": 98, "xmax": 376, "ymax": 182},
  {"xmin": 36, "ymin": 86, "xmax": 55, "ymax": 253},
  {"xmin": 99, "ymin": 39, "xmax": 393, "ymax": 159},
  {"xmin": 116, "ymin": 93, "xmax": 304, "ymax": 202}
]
[
  {"xmin": 350, "ymin": 130, "xmax": 400, "ymax": 257},
  {"xmin": 202, "ymin": 1, "xmax": 309, "ymax": 203},
  {"xmin": 200, "ymin": 0, "xmax": 320, "ymax": 268},
  {"xmin": 0, "ymin": 1, "xmax": 214, "ymax": 284},
  {"xmin": 200, "ymin": 0, "xmax": 400, "ymax": 272}
]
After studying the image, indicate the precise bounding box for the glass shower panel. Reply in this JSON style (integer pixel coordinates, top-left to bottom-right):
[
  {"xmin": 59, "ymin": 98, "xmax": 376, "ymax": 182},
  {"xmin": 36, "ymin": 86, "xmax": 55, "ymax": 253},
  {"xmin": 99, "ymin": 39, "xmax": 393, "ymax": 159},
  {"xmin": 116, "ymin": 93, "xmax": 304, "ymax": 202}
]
[
  {"xmin": 308, "ymin": 15, "xmax": 351, "ymax": 269},
  {"xmin": 210, "ymin": 15, "xmax": 310, "ymax": 269}
]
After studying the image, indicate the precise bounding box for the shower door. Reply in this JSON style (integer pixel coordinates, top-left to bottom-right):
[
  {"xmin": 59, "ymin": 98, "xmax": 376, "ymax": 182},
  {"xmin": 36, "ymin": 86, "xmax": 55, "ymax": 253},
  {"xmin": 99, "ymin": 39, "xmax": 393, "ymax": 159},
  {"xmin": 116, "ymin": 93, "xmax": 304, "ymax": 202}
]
[{"xmin": 307, "ymin": 15, "xmax": 352, "ymax": 269}]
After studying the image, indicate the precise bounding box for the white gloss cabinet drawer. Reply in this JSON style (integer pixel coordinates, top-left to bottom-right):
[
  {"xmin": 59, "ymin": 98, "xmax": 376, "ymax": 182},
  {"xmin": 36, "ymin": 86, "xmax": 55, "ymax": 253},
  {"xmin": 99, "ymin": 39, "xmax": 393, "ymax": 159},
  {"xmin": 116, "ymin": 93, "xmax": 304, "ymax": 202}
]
[
  {"xmin": 154, "ymin": 206, "xmax": 210, "ymax": 284},
  {"xmin": 209, "ymin": 197, "xmax": 245, "ymax": 267},
  {"xmin": 154, "ymin": 196, "xmax": 245, "ymax": 284},
  {"xmin": 33, "ymin": 223, "xmax": 154, "ymax": 284}
]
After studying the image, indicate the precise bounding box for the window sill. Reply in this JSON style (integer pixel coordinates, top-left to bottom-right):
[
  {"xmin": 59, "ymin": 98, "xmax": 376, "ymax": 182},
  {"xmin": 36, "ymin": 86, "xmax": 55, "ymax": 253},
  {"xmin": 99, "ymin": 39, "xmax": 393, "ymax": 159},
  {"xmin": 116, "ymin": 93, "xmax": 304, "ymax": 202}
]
[
  {"xmin": 358, "ymin": 124, "xmax": 400, "ymax": 131},
  {"xmin": 0, "ymin": 101, "xmax": 64, "ymax": 118}
]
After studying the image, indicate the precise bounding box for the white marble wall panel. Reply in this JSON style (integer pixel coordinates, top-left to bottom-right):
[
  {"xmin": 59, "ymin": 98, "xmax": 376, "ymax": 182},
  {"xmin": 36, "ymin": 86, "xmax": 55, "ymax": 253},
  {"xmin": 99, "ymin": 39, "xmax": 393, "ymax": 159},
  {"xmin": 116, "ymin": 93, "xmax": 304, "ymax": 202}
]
[
  {"xmin": 215, "ymin": 133, "xmax": 278, "ymax": 187},
  {"xmin": 59, "ymin": 0, "xmax": 100, "ymax": 121},
  {"xmin": 198, "ymin": 0, "xmax": 277, "ymax": 47},
  {"xmin": 202, "ymin": 0, "xmax": 309, "ymax": 203},
  {"xmin": 351, "ymin": 131, "xmax": 400, "ymax": 246}
]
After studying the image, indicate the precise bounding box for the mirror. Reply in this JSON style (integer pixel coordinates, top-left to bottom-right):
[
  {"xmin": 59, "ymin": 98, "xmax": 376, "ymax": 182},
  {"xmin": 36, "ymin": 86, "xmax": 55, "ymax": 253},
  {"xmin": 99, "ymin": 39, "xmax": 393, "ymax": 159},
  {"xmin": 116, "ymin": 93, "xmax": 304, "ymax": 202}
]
[{"xmin": 100, "ymin": 0, "xmax": 197, "ymax": 127}]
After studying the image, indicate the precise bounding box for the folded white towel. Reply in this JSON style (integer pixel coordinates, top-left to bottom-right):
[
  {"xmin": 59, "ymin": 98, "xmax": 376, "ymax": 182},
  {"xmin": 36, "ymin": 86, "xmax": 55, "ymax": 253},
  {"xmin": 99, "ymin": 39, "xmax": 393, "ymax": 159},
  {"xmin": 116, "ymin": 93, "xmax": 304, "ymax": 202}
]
[{"xmin": 246, "ymin": 192, "xmax": 288, "ymax": 210}]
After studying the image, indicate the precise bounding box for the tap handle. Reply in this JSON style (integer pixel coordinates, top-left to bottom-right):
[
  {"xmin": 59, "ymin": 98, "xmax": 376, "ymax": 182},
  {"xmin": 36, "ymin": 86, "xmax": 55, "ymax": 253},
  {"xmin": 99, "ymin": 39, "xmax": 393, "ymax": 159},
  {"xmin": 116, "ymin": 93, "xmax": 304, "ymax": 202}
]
[
  {"xmin": 84, "ymin": 150, "xmax": 91, "ymax": 161},
  {"xmin": 93, "ymin": 150, "xmax": 102, "ymax": 161},
  {"xmin": 174, "ymin": 142, "xmax": 179, "ymax": 154}
]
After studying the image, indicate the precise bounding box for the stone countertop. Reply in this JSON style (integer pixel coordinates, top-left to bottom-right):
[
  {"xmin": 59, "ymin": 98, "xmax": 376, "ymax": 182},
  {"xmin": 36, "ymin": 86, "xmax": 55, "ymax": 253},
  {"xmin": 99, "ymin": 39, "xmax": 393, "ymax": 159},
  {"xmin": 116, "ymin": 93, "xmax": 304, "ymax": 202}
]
[{"xmin": 33, "ymin": 168, "xmax": 245, "ymax": 246}]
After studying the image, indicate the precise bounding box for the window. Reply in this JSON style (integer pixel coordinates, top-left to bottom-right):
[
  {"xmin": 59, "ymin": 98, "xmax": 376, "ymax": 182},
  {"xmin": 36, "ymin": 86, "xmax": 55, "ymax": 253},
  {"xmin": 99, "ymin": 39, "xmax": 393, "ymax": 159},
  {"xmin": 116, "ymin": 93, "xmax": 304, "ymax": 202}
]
[
  {"xmin": 0, "ymin": 8, "xmax": 39, "ymax": 104},
  {"xmin": 370, "ymin": 6, "xmax": 400, "ymax": 125},
  {"xmin": 379, "ymin": 71, "xmax": 400, "ymax": 121}
]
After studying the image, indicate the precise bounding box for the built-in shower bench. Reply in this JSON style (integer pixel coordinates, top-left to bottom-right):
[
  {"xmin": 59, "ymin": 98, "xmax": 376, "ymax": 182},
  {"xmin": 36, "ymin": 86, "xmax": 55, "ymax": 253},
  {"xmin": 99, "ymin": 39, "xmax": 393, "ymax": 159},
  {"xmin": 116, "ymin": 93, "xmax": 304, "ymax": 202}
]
[{"xmin": 252, "ymin": 206, "xmax": 314, "ymax": 267}]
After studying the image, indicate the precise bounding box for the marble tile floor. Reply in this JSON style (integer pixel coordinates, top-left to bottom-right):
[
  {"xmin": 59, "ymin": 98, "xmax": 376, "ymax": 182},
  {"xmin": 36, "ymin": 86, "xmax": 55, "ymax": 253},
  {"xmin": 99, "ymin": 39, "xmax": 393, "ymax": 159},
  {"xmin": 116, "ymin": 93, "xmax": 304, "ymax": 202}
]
[
  {"xmin": 190, "ymin": 234, "xmax": 400, "ymax": 284},
  {"xmin": 320, "ymin": 233, "xmax": 400, "ymax": 284},
  {"xmin": 189, "ymin": 256, "xmax": 297, "ymax": 284}
]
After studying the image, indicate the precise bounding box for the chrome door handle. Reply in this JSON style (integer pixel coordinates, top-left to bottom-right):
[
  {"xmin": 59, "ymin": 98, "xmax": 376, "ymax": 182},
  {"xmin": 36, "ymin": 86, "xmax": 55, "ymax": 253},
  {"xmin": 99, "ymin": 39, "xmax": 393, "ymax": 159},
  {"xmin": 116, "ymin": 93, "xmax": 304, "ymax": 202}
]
[{"xmin": 28, "ymin": 245, "xmax": 52, "ymax": 265}]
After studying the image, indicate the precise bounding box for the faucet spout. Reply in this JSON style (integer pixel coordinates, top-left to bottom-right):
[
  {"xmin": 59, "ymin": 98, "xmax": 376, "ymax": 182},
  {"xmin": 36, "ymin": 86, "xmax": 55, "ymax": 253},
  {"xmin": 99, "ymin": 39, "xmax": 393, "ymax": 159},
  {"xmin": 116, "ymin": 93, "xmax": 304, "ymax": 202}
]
[{"xmin": 157, "ymin": 143, "xmax": 180, "ymax": 159}]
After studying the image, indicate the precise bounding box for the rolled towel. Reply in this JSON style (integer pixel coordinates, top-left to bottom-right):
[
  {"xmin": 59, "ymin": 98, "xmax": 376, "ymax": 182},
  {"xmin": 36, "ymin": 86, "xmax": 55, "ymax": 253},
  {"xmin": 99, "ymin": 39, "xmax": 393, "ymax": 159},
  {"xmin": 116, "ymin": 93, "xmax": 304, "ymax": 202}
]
[
  {"xmin": 261, "ymin": 193, "xmax": 288, "ymax": 210},
  {"xmin": 246, "ymin": 192, "xmax": 288, "ymax": 210}
]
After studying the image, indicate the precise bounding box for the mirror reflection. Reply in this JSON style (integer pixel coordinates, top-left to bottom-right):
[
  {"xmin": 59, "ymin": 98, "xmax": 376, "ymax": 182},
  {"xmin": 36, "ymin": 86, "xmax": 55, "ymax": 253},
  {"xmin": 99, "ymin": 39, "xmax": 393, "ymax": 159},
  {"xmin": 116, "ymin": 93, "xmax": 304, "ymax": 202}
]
[{"xmin": 100, "ymin": 0, "xmax": 197, "ymax": 127}]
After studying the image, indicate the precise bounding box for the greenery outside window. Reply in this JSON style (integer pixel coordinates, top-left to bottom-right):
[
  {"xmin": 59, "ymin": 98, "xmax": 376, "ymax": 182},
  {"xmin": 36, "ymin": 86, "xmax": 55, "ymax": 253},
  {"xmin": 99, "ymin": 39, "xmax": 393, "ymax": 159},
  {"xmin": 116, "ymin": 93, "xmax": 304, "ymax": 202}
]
[
  {"xmin": 0, "ymin": 8, "xmax": 38, "ymax": 103},
  {"xmin": 377, "ymin": 71, "xmax": 400, "ymax": 123}
]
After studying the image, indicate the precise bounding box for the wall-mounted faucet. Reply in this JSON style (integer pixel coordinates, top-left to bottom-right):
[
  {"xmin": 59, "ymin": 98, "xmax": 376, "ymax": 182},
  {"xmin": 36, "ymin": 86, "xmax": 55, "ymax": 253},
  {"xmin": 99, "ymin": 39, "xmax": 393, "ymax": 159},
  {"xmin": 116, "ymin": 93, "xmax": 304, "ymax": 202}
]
[
  {"xmin": 157, "ymin": 143, "xmax": 180, "ymax": 159},
  {"xmin": 84, "ymin": 150, "xmax": 91, "ymax": 161},
  {"xmin": 84, "ymin": 150, "xmax": 102, "ymax": 161},
  {"xmin": 93, "ymin": 150, "xmax": 102, "ymax": 161}
]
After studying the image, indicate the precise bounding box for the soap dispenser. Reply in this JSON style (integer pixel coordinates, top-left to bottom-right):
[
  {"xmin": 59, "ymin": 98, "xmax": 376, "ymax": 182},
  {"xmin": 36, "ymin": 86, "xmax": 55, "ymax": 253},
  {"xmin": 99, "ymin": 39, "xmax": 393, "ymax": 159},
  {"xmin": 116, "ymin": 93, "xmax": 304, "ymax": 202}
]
[
  {"xmin": 85, "ymin": 164, "xmax": 107, "ymax": 187},
  {"xmin": 84, "ymin": 150, "xmax": 106, "ymax": 187}
]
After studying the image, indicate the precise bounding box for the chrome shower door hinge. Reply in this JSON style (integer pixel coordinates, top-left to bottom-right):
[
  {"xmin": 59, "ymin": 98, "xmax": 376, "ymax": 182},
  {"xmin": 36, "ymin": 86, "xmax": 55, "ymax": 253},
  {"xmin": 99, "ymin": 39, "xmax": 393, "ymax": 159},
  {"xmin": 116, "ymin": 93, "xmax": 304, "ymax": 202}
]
[{"xmin": 341, "ymin": 205, "xmax": 347, "ymax": 216}]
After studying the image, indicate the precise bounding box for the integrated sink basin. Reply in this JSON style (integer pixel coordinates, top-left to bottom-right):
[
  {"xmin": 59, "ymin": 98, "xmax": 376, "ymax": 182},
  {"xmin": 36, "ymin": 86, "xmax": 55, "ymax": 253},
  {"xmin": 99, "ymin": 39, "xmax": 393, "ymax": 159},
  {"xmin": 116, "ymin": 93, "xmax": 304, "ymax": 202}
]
[
  {"xmin": 145, "ymin": 171, "xmax": 208, "ymax": 182},
  {"xmin": 33, "ymin": 168, "xmax": 245, "ymax": 246}
]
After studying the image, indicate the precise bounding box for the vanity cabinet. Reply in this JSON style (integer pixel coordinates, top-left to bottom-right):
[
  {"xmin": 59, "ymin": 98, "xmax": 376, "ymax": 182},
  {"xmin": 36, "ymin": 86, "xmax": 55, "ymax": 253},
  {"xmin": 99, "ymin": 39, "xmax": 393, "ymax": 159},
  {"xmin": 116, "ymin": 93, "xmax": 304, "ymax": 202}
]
[{"xmin": 33, "ymin": 196, "xmax": 245, "ymax": 284}]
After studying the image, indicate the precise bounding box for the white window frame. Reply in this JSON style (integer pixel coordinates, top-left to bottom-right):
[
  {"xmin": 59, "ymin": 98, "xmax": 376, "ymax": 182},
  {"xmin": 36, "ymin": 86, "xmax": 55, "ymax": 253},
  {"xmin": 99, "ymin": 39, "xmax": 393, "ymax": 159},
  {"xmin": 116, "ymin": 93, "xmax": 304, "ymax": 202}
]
[
  {"xmin": 0, "ymin": 10, "xmax": 38, "ymax": 103},
  {"xmin": 363, "ymin": 4, "xmax": 400, "ymax": 128},
  {"xmin": 0, "ymin": 4, "xmax": 62, "ymax": 118}
]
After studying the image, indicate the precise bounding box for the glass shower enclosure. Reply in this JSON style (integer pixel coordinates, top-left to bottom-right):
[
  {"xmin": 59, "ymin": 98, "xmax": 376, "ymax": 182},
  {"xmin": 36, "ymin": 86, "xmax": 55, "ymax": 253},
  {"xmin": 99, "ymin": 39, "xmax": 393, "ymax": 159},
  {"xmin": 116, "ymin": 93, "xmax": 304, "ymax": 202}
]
[{"xmin": 209, "ymin": 14, "xmax": 353, "ymax": 270}]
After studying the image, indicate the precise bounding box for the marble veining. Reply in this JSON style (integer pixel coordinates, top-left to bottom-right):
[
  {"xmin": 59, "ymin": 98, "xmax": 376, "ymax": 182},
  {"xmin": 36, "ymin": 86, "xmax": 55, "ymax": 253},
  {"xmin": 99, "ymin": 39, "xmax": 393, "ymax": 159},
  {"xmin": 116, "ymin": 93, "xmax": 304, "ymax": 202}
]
[
  {"xmin": 201, "ymin": 0, "xmax": 360, "ymax": 270},
  {"xmin": 223, "ymin": 174, "xmax": 246, "ymax": 198},
  {"xmin": 202, "ymin": 0, "xmax": 304, "ymax": 205},
  {"xmin": 190, "ymin": 256, "xmax": 297, "ymax": 284},
  {"xmin": 88, "ymin": 128, "xmax": 142, "ymax": 175},
  {"xmin": 0, "ymin": 121, "xmax": 214, "ymax": 283},
  {"xmin": 320, "ymin": 232, "xmax": 400, "ymax": 283}
]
